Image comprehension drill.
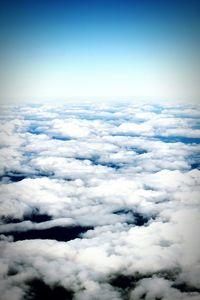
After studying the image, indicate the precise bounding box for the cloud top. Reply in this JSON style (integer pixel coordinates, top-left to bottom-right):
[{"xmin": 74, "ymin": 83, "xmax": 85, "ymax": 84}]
[{"xmin": 0, "ymin": 101, "xmax": 200, "ymax": 300}]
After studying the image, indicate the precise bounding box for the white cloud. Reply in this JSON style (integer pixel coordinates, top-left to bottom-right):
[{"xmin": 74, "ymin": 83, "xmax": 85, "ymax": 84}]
[{"xmin": 0, "ymin": 101, "xmax": 200, "ymax": 299}]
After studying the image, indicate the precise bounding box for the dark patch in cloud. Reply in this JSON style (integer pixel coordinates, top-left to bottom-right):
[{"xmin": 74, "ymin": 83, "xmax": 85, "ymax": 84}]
[
  {"xmin": 91, "ymin": 158, "xmax": 122, "ymax": 170},
  {"xmin": 113, "ymin": 210, "xmax": 151, "ymax": 226},
  {"xmin": 28, "ymin": 128, "xmax": 43, "ymax": 135},
  {"xmin": 51, "ymin": 136, "xmax": 71, "ymax": 141},
  {"xmin": 1, "ymin": 216, "xmax": 22, "ymax": 224},
  {"xmin": 75, "ymin": 157, "xmax": 92, "ymax": 162},
  {"xmin": 0, "ymin": 172, "xmax": 70, "ymax": 183},
  {"xmin": 7, "ymin": 264, "xmax": 23, "ymax": 276},
  {"xmin": 98, "ymin": 162, "xmax": 122, "ymax": 170},
  {"xmin": 109, "ymin": 273, "xmax": 151, "ymax": 299},
  {"xmin": 1, "ymin": 226, "xmax": 93, "ymax": 242},
  {"xmin": 109, "ymin": 270, "xmax": 183, "ymax": 300},
  {"xmin": 111, "ymin": 133, "xmax": 139, "ymax": 138},
  {"xmin": 155, "ymin": 136, "xmax": 200, "ymax": 144},
  {"xmin": 191, "ymin": 163, "xmax": 200, "ymax": 169},
  {"xmin": 129, "ymin": 147, "xmax": 148, "ymax": 154},
  {"xmin": 23, "ymin": 279, "xmax": 73, "ymax": 300},
  {"xmin": 172, "ymin": 283, "xmax": 200, "ymax": 293},
  {"xmin": 110, "ymin": 269, "xmax": 180, "ymax": 289},
  {"xmin": 155, "ymin": 268, "xmax": 180, "ymax": 281},
  {"xmin": 110, "ymin": 274, "xmax": 137, "ymax": 289},
  {"xmin": 0, "ymin": 172, "xmax": 27, "ymax": 182},
  {"xmin": 143, "ymin": 184, "xmax": 155, "ymax": 191},
  {"xmin": 24, "ymin": 209, "xmax": 52, "ymax": 223},
  {"xmin": 109, "ymin": 274, "xmax": 137, "ymax": 300},
  {"xmin": 76, "ymin": 156, "xmax": 123, "ymax": 170},
  {"xmin": 1, "ymin": 208, "xmax": 52, "ymax": 224}
]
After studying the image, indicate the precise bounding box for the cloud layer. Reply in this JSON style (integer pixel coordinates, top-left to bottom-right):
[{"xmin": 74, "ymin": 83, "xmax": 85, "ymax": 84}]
[{"xmin": 0, "ymin": 101, "xmax": 200, "ymax": 300}]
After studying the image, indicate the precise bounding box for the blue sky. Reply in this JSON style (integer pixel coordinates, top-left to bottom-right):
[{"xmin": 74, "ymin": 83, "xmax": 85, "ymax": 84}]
[{"xmin": 0, "ymin": 0, "xmax": 199, "ymax": 102}]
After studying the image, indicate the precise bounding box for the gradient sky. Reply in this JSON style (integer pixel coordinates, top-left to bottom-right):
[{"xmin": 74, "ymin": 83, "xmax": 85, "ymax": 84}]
[{"xmin": 0, "ymin": 0, "xmax": 199, "ymax": 103}]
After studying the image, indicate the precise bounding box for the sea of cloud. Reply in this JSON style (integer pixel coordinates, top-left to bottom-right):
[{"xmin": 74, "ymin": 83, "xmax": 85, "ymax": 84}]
[{"xmin": 0, "ymin": 101, "xmax": 200, "ymax": 300}]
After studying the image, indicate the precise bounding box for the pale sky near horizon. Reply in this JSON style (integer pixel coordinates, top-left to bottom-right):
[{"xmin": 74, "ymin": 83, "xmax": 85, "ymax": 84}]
[{"xmin": 0, "ymin": 0, "xmax": 199, "ymax": 103}]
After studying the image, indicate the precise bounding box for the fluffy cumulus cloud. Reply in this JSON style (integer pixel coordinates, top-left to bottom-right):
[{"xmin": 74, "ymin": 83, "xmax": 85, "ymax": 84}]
[{"xmin": 0, "ymin": 101, "xmax": 200, "ymax": 300}]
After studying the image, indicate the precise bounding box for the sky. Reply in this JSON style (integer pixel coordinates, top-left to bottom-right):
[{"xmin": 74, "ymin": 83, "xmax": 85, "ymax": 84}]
[{"xmin": 0, "ymin": 0, "xmax": 200, "ymax": 102}]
